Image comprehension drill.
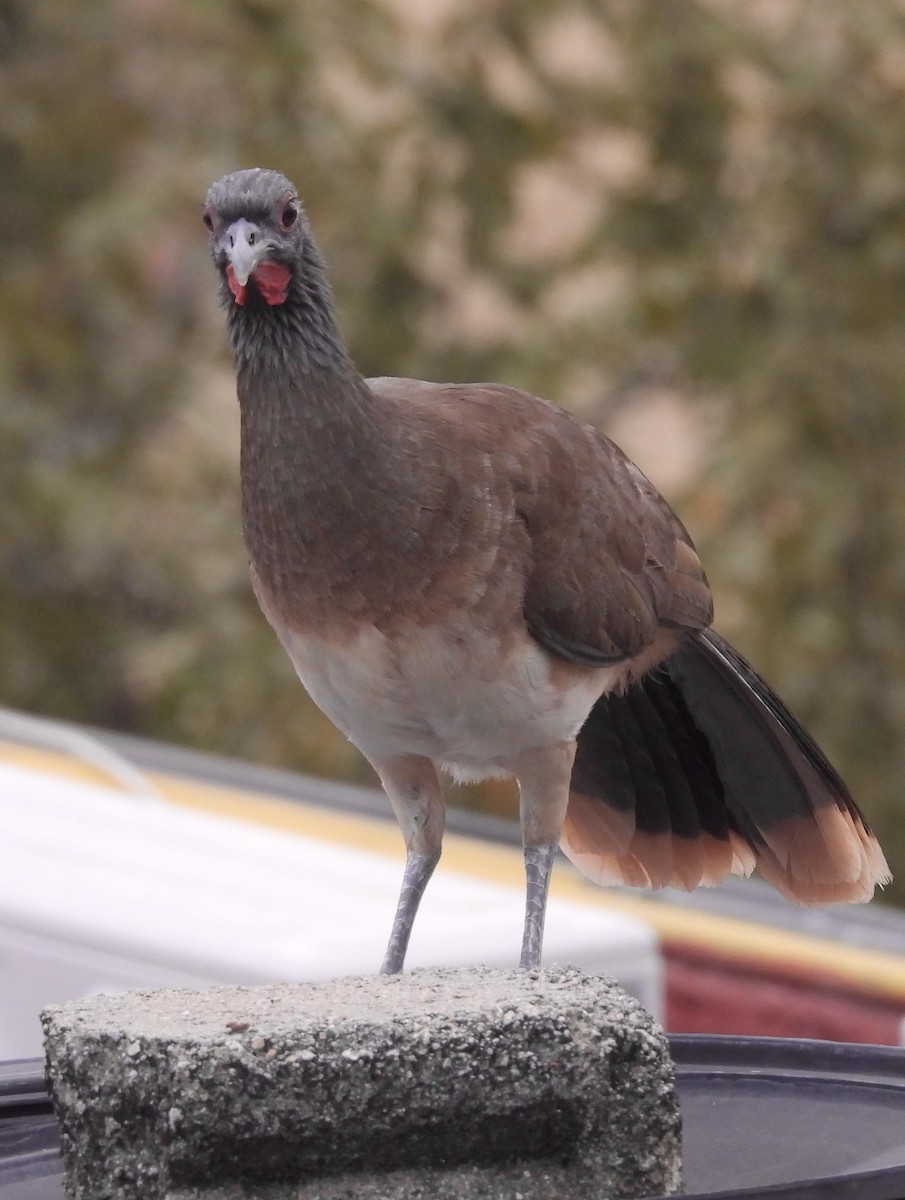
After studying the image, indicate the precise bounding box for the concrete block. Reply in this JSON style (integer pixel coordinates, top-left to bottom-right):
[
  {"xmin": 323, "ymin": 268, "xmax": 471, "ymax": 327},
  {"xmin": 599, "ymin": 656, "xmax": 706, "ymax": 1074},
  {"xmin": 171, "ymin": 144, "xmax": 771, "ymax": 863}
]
[{"xmin": 42, "ymin": 966, "xmax": 681, "ymax": 1199}]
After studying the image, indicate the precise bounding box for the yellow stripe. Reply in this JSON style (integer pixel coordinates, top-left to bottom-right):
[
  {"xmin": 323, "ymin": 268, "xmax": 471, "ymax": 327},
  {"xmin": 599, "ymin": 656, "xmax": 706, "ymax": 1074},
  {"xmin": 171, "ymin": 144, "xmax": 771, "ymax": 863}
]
[
  {"xmin": 6, "ymin": 739, "xmax": 905, "ymax": 1002},
  {"xmin": 1, "ymin": 742, "xmax": 123, "ymax": 789}
]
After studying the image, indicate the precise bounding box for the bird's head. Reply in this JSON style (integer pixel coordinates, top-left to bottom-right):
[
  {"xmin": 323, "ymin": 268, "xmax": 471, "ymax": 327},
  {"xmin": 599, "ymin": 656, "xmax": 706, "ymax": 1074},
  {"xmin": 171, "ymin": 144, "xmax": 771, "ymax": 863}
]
[{"xmin": 203, "ymin": 168, "xmax": 307, "ymax": 308}]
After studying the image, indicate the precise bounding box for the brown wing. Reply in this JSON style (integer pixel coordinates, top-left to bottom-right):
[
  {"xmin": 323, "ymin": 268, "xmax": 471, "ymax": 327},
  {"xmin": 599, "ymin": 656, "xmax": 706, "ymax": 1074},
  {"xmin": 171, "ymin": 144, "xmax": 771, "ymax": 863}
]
[
  {"xmin": 516, "ymin": 418, "xmax": 712, "ymax": 665},
  {"xmin": 370, "ymin": 378, "xmax": 713, "ymax": 667}
]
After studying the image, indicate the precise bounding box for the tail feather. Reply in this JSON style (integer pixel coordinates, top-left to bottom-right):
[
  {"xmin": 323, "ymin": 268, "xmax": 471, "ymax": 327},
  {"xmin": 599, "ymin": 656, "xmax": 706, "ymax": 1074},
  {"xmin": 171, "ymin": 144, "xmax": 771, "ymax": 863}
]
[{"xmin": 562, "ymin": 629, "xmax": 890, "ymax": 905}]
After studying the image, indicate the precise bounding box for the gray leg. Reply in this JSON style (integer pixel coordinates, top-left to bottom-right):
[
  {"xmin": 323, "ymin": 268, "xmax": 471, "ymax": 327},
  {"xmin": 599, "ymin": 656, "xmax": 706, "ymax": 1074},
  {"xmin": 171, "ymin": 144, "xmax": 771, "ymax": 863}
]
[
  {"xmin": 369, "ymin": 755, "xmax": 445, "ymax": 977},
  {"xmin": 381, "ymin": 849, "xmax": 440, "ymax": 975},
  {"xmin": 520, "ymin": 842, "xmax": 558, "ymax": 970},
  {"xmin": 514, "ymin": 740, "xmax": 576, "ymax": 972}
]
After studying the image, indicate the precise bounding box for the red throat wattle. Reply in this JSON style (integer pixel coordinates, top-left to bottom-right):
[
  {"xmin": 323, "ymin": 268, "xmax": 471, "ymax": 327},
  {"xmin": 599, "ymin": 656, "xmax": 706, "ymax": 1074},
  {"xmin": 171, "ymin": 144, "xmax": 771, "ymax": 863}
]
[{"xmin": 226, "ymin": 261, "xmax": 292, "ymax": 307}]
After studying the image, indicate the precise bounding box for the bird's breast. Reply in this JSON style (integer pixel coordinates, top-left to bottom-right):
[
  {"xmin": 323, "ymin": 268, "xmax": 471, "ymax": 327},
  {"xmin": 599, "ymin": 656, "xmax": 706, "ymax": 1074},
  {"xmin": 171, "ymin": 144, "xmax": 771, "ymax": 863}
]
[{"xmin": 268, "ymin": 616, "xmax": 618, "ymax": 781}]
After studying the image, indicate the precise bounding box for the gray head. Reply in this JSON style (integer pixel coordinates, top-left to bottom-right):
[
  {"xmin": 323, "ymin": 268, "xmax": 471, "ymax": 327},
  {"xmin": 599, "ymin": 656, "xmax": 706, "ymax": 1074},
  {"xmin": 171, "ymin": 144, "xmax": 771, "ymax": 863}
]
[
  {"xmin": 203, "ymin": 168, "xmax": 311, "ymax": 307},
  {"xmin": 204, "ymin": 169, "xmax": 349, "ymax": 372}
]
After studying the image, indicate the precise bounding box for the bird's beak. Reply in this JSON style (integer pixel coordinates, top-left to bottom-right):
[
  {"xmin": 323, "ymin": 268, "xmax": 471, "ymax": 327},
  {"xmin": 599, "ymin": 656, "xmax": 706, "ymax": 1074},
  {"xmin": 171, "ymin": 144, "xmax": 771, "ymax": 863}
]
[{"xmin": 223, "ymin": 219, "xmax": 268, "ymax": 286}]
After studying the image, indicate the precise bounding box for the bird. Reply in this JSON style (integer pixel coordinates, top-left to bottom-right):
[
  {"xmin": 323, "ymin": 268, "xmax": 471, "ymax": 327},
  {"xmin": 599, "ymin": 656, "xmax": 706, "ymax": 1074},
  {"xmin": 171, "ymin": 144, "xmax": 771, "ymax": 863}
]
[{"xmin": 203, "ymin": 167, "xmax": 890, "ymax": 975}]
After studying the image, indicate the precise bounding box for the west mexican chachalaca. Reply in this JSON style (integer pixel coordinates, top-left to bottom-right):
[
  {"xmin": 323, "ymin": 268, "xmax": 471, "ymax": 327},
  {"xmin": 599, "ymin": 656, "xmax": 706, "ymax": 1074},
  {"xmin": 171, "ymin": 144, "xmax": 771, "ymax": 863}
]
[{"xmin": 203, "ymin": 168, "xmax": 890, "ymax": 974}]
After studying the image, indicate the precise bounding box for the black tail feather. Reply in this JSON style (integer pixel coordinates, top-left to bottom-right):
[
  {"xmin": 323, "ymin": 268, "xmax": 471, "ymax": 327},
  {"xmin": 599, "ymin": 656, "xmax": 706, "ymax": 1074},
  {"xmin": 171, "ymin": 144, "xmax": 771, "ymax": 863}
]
[{"xmin": 563, "ymin": 629, "xmax": 890, "ymax": 903}]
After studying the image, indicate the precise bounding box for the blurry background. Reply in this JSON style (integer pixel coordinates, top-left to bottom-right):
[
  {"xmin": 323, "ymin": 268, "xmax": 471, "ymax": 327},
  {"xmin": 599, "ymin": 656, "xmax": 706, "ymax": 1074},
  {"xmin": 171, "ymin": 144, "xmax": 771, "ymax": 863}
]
[{"xmin": 2, "ymin": 0, "xmax": 905, "ymax": 899}]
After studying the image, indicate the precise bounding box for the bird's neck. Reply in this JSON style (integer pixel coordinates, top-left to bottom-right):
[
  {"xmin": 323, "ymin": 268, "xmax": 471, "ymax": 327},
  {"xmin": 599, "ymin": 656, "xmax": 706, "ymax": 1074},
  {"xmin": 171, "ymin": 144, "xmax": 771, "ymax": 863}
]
[
  {"xmin": 225, "ymin": 242, "xmax": 355, "ymax": 380},
  {"xmin": 227, "ymin": 260, "xmax": 408, "ymax": 625},
  {"xmin": 229, "ymin": 250, "xmax": 386, "ymax": 475}
]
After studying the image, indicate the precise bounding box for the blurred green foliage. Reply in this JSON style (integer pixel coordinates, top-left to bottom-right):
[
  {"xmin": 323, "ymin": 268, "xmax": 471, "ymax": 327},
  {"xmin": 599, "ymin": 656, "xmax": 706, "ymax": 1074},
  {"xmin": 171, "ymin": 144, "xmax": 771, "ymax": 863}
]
[{"xmin": 2, "ymin": 0, "xmax": 905, "ymax": 898}]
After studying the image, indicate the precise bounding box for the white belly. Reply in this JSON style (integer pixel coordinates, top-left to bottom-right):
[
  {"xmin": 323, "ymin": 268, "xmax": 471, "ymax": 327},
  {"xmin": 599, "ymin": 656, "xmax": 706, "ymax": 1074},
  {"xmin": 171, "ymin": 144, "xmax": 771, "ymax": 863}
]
[{"xmin": 277, "ymin": 622, "xmax": 616, "ymax": 780}]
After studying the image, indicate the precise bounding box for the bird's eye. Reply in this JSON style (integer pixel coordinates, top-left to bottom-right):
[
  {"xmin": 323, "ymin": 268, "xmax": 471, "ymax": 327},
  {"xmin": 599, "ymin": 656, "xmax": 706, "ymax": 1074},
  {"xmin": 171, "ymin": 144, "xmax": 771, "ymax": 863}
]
[
  {"xmin": 280, "ymin": 199, "xmax": 299, "ymax": 231},
  {"xmin": 202, "ymin": 207, "xmax": 215, "ymax": 232}
]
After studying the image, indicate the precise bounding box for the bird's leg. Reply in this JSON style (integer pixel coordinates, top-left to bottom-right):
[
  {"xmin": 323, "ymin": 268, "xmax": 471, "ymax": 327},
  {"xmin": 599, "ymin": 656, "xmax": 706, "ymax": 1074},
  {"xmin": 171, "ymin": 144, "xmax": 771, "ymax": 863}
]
[
  {"xmin": 381, "ymin": 847, "xmax": 440, "ymax": 975},
  {"xmin": 371, "ymin": 755, "xmax": 445, "ymax": 976},
  {"xmin": 514, "ymin": 740, "xmax": 576, "ymax": 971},
  {"xmin": 521, "ymin": 842, "xmax": 558, "ymax": 969}
]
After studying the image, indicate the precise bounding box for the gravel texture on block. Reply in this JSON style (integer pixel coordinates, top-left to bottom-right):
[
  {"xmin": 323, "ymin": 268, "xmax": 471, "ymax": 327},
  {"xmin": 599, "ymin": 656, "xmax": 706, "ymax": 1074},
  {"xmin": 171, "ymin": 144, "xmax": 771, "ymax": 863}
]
[{"xmin": 42, "ymin": 966, "xmax": 681, "ymax": 1200}]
